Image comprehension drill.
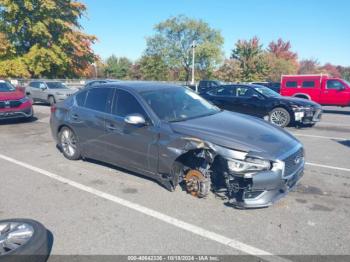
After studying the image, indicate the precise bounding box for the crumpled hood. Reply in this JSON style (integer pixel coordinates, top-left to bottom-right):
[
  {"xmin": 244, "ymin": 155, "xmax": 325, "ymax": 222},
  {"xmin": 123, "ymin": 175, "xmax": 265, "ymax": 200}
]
[
  {"xmin": 276, "ymin": 96, "xmax": 321, "ymax": 108},
  {"xmin": 170, "ymin": 111, "xmax": 300, "ymax": 160},
  {"xmin": 0, "ymin": 89, "xmax": 25, "ymax": 101}
]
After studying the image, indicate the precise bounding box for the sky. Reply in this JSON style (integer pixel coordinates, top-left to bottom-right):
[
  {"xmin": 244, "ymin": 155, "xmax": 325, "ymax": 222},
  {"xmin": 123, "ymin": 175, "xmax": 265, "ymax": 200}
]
[{"xmin": 80, "ymin": 0, "xmax": 350, "ymax": 66}]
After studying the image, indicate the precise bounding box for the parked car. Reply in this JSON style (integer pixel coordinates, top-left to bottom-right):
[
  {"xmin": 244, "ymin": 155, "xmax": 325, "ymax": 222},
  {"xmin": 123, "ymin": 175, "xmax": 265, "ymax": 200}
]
[
  {"xmin": 0, "ymin": 80, "xmax": 33, "ymax": 121},
  {"xmin": 251, "ymin": 82, "xmax": 281, "ymax": 93},
  {"xmin": 26, "ymin": 81, "xmax": 77, "ymax": 105},
  {"xmin": 50, "ymin": 82, "xmax": 304, "ymax": 208},
  {"xmin": 83, "ymin": 79, "xmax": 118, "ymax": 89},
  {"xmin": 280, "ymin": 74, "xmax": 350, "ymax": 107},
  {"xmin": 197, "ymin": 80, "xmax": 225, "ymax": 93},
  {"xmin": 201, "ymin": 84, "xmax": 322, "ymax": 127}
]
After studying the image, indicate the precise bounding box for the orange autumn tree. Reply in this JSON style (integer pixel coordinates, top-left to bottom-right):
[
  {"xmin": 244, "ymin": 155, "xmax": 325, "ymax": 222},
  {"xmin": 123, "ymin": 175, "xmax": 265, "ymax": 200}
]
[{"xmin": 0, "ymin": 0, "xmax": 97, "ymax": 78}]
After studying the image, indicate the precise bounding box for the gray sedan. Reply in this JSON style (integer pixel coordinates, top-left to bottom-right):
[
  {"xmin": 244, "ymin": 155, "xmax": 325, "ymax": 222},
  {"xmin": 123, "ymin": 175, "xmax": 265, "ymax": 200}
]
[{"xmin": 50, "ymin": 82, "xmax": 304, "ymax": 208}]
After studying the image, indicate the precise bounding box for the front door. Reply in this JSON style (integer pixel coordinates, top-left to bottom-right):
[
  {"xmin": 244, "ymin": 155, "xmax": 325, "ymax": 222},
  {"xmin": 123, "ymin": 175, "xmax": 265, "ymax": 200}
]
[
  {"xmin": 103, "ymin": 89, "xmax": 159, "ymax": 175},
  {"xmin": 321, "ymin": 79, "xmax": 350, "ymax": 106}
]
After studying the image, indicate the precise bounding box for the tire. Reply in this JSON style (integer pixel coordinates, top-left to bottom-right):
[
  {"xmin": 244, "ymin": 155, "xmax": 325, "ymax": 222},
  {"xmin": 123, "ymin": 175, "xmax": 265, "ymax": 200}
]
[
  {"xmin": 58, "ymin": 127, "xmax": 81, "ymax": 160},
  {"xmin": 0, "ymin": 219, "xmax": 49, "ymax": 262},
  {"xmin": 48, "ymin": 96, "xmax": 55, "ymax": 106},
  {"xmin": 269, "ymin": 107, "xmax": 291, "ymax": 128}
]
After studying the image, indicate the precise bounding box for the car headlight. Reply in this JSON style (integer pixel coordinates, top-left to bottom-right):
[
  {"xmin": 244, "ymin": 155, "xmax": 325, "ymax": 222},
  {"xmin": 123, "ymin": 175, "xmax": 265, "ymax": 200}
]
[
  {"xmin": 19, "ymin": 97, "xmax": 30, "ymax": 103},
  {"xmin": 291, "ymin": 105, "xmax": 310, "ymax": 112},
  {"xmin": 227, "ymin": 157, "xmax": 271, "ymax": 174}
]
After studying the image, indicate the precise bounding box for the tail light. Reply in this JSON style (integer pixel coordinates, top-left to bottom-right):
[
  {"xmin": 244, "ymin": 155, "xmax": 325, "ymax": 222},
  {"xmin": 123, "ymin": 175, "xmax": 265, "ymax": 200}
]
[{"xmin": 50, "ymin": 105, "xmax": 56, "ymax": 114}]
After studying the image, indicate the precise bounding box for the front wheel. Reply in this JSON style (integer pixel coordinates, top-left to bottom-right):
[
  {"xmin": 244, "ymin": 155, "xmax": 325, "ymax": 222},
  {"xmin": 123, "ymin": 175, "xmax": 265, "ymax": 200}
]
[
  {"xmin": 58, "ymin": 127, "xmax": 81, "ymax": 160},
  {"xmin": 269, "ymin": 107, "xmax": 291, "ymax": 128}
]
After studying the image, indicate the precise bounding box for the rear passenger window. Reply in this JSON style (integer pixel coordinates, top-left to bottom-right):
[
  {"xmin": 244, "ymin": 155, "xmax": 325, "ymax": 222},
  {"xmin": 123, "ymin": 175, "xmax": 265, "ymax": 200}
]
[
  {"xmin": 113, "ymin": 90, "xmax": 147, "ymax": 118},
  {"xmin": 302, "ymin": 81, "xmax": 315, "ymax": 88},
  {"xmin": 85, "ymin": 88, "xmax": 112, "ymax": 112},
  {"xmin": 75, "ymin": 91, "xmax": 87, "ymax": 107},
  {"xmin": 286, "ymin": 81, "xmax": 297, "ymax": 88}
]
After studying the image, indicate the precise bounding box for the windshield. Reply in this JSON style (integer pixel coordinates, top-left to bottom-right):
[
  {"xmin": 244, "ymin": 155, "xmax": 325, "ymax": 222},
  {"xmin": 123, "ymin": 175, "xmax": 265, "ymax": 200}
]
[
  {"xmin": 0, "ymin": 82, "xmax": 16, "ymax": 92},
  {"xmin": 344, "ymin": 79, "xmax": 350, "ymax": 86},
  {"xmin": 141, "ymin": 87, "xmax": 220, "ymax": 122},
  {"xmin": 46, "ymin": 82, "xmax": 68, "ymax": 89},
  {"xmin": 254, "ymin": 86, "xmax": 280, "ymax": 98}
]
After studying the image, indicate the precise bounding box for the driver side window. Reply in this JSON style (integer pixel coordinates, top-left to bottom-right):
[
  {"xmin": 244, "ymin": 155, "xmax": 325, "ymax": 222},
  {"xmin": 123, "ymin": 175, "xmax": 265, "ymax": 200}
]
[
  {"xmin": 113, "ymin": 89, "xmax": 147, "ymax": 118},
  {"xmin": 327, "ymin": 80, "xmax": 344, "ymax": 90},
  {"xmin": 235, "ymin": 87, "xmax": 254, "ymax": 98}
]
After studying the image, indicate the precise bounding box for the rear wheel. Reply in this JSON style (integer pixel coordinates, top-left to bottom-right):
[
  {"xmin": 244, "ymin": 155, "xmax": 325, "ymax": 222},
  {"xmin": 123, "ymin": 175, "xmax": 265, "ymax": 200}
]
[
  {"xmin": 269, "ymin": 107, "xmax": 291, "ymax": 128},
  {"xmin": 58, "ymin": 127, "xmax": 81, "ymax": 160}
]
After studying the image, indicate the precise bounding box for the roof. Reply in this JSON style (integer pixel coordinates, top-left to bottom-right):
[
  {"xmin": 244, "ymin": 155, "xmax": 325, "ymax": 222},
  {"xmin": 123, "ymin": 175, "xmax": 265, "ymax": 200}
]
[{"xmin": 99, "ymin": 81, "xmax": 182, "ymax": 92}]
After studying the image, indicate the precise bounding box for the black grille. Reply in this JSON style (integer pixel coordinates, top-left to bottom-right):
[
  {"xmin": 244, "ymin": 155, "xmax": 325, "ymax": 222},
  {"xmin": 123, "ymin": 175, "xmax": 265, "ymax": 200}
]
[
  {"xmin": 283, "ymin": 148, "xmax": 304, "ymax": 177},
  {"xmin": 0, "ymin": 100, "xmax": 22, "ymax": 109},
  {"xmin": 10, "ymin": 100, "xmax": 22, "ymax": 108}
]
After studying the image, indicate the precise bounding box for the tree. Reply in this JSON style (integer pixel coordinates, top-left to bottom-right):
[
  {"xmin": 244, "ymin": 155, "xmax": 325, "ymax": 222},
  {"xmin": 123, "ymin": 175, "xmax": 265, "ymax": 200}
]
[
  {"xmin": 320, "ymin": 63, "xmax": 341, "ymax": 78},
  {"xmin": 298, "ymin": 59, "xmax": 320, "ymax": 74},
  {"xmin": 231, "ymin": 37, "xmax": 269, "ymax": 81},
  {"xmin": 104, "ymin": 55, "xmax": 132, "ymax": 79},
  {"xmin": 145, "ymin": 15, "xmax": 224, "ymax": 82},
  {"xmin": 0, "ymin": 0, "xmax": 97, "ymax": 78},
  {"xmin": 214, "ymin": 59, "xmax": 242, "ymax": 82},
  {"xmin": 267, "ymin": 38, "xmax": 298, "ymax": 61},
  {"xmin": 139, "ymin": 55, "xmax": 169, "ymax": 81},
  {"xmin": 337, "ymin": 66, "xmax": 350, "ymax": 81},
  {"xmin": 265, "ymin": 54, "xmax": 298, "ymax": 82}
]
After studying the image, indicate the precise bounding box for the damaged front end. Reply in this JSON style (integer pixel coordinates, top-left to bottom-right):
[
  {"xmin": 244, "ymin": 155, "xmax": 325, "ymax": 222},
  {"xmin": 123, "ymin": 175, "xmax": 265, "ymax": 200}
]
[{"xmin": 161, "ymin": 136, "xmax": 304, "ymax": 209}]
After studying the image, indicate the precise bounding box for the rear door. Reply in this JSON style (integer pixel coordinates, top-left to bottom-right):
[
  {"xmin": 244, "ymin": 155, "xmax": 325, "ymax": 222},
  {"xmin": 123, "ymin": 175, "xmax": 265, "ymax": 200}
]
[
  {"xmin": 103, "ymin": 89, "xmax": 159, "ymax": 174},
  {"xmin": 205, "ymin": 85, "xmax": 238, "ymax": 111},
  {"xmin": 321, "ymin": 79, "xmax": 350, "ymax": 105},
  {"xmin": 69, "ymin": 87, "xmax": 114, "ymax": 161}
]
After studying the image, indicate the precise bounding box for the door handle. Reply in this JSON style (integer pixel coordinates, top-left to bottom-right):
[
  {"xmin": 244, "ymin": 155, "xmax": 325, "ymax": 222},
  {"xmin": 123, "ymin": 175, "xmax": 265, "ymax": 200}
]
[
  {"xmin": 106, "ymin": 123, "xmax": 117, "ymax": 131},
  {"xmin": 72, "ymin": 114, "xmax": 79, "ymax": 120}
]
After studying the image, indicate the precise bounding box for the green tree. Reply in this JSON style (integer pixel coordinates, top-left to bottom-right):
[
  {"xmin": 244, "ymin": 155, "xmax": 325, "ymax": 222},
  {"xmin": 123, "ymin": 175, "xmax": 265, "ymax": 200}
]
[
  {"xmin": 145, "ymin": 15, "xmax": 224, "ymax": 82},
  {"xmin": 265, "ymin": 54, "xmax": 298, "ymax": 82},
  {"xmin": 214, "ymin": 59, "xmax": 242, "ymax": 82},
  {"xmin": 231, "ymin": 37, "xmax": 269, "ymax": 81},
  {"xmin": 104, "ymin": 55, "xmax": 132, "ymax": 79},
  {"xmin": 139, "ymin": 55, "xmax": 169, "ymax": 81},
  {"xmin": 0, "ymin": 0, "xmax": 96, "ymax": 78}
]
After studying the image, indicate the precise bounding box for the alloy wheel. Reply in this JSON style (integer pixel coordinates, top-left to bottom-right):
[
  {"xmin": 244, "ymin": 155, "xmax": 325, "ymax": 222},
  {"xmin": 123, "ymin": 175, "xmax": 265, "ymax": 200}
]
[
  {"xmin": 60, "ymin": 129, "xmax": 77, "ymax": 157},
  {"xmin": 0, "ymin": 222, "xmax": 34, "ymax": 255}
]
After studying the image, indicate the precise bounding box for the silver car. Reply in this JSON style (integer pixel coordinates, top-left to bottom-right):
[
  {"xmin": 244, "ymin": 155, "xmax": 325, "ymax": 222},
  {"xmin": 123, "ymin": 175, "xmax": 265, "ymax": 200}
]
[{"xmin": 27, "ymin": 81, "xmax": 77, "ymax": 105}]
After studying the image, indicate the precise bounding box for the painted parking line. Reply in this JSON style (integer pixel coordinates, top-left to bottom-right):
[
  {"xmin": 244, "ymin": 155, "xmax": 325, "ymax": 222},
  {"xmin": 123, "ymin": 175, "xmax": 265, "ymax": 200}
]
[
  {"xmin": 293, "ymin": 133, "xmax": 348, "ymax": 141},
  {"xmin": 317, "ymin": 121, "xmax": 350, "ymax": 127},
  {"xmin": 0, "ymin": 153, "xmax": 289, "ymax": 262},
  {"xmin": 306, "ymin": 162, "xmax": 350, "ymax": 173}
]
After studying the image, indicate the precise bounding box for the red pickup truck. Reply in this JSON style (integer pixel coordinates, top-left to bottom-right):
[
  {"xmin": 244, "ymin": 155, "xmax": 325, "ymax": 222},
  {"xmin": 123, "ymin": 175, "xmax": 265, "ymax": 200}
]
[{"xmin": 280, "ymin": 74, "xmax": 350, "ymax": 106}]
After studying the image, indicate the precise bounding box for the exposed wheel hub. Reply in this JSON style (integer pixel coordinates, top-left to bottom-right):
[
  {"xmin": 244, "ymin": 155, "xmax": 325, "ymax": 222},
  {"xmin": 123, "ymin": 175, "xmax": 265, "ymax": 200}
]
[{"xmin": 184, "ymin": 169, "xmax": 210, "ymax": 198}]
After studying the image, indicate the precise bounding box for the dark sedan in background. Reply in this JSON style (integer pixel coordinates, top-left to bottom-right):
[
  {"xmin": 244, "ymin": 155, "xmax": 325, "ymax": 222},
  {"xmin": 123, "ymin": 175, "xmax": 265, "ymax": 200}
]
[
  {"xmin": 50, "ymin": 82, "xmax": 305, "ymax": 208},
  {"xmin": 201, "ymin": 84, "xmax": 322, "ymax": 127}
]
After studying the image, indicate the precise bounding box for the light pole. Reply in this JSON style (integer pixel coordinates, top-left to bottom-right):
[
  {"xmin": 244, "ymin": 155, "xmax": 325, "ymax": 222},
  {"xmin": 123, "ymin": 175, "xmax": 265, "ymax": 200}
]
[{"xmin": 191, "ymin": 40, "xmax": 197, "ymax": 85}]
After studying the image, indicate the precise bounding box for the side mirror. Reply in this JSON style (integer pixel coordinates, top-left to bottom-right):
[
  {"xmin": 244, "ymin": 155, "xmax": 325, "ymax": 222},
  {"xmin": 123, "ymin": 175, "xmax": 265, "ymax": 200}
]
[
  {"xmin": 338, "ymin": 86, "xmax": 345, "ymax": 91},
  {"xmin": 124, "ymin": 114, "xmax": 146, "ymax": 126},
  {"xmin": 39, "ymin": 85, "xmax": 47, "ymax": 90}
]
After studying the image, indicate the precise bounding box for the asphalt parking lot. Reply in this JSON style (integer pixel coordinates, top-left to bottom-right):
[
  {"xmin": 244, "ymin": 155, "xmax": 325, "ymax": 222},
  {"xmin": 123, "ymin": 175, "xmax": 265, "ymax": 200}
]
[{"xmin": 1, "ymin": 105, "xmax": 350, "ymax": 260}]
